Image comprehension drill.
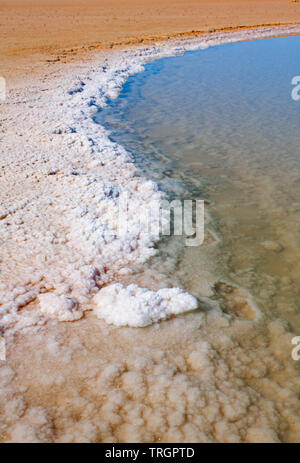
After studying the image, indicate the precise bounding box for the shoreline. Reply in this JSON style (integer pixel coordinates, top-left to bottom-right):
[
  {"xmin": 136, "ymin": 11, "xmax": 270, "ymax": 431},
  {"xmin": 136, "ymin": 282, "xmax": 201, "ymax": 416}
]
[
  {"xmin": 1, "ymin": 25, "xmax": 300, "ymax": 442},
  {"xmin": 1, "ymin": 0, "xmax": 300, "ymax": 79},
  {"xmin": 1, "ymin": 24, "xmax": 300, "ymax": 332},
  {"xmin": 3, "ymin": 21, "xmax": 300, "ymax": 89}
]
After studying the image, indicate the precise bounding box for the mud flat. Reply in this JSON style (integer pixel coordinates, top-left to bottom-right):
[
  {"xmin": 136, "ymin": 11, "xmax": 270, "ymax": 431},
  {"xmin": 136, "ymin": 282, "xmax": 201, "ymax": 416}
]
[{"xmin": 1, "ymin": 26, "xmax": 300, "ymax": 442}]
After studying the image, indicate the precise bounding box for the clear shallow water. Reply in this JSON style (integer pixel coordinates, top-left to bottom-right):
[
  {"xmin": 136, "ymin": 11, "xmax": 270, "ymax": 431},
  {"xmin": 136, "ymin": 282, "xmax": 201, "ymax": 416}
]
[{"xmin": 96, "ymin": 36, "xmax": 300, "ymax": 330}]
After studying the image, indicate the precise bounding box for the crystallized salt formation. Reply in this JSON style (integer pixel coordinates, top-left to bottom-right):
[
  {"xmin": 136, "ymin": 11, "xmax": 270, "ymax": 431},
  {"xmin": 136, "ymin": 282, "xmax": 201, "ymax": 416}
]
[
  {"xmin": 93, "ymin": 284, "xmax": 198, "ymax": 326},
  {"xmin": 38, "ymin": 294, "xmax": 83, "ymax": 322},
  {"xmin": 1, "ymin": 25, "xmax": 300, "ymax": 331}
]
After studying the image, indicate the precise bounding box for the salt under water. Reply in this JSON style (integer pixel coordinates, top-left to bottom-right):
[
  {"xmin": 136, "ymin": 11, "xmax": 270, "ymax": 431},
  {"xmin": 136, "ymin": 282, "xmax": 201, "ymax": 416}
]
[{"xmin": 96, "ymin": 36, "xmax": 300, "ymax": 332}]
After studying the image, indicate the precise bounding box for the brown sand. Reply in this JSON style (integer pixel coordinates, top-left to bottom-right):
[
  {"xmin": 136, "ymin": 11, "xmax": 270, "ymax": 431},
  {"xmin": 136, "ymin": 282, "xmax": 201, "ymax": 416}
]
[{"xmin": 1, "ymin": 0, "xmax": 300, "ymax": 82}]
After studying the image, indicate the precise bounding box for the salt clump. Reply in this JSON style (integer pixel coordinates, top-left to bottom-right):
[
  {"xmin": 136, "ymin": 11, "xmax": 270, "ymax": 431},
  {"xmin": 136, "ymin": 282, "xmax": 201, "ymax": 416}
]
[
  {"xmin": 93, "ymin": 283, "xmax": 198, "ymax": 326},
  {"xmin": 38, "ymin": 293, "xmax": 83, "ymax": 321}
]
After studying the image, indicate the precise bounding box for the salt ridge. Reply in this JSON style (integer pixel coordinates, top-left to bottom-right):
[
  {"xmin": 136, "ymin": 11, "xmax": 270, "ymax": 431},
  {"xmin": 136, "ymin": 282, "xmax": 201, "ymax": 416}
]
[{"xmin": 1, "ymin": 25, "xmax": 300, "ymax": 332}]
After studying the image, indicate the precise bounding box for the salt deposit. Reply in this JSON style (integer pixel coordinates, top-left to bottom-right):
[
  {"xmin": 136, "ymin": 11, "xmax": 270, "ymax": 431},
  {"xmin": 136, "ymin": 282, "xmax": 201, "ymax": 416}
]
[
  {"xmin": 93, "ymin": 284, "xmax": 198, "ymax": 326},
  {"xmin": 1, "ymin": 25, "xmax": 300, "ymax": 442},
  {"xmin": 38, "ymin": 294, "xmax": 83, "ymax": 322},
  {"xmin": 1, "ymin": 25, "xmax": 300, "ymax": 332}
]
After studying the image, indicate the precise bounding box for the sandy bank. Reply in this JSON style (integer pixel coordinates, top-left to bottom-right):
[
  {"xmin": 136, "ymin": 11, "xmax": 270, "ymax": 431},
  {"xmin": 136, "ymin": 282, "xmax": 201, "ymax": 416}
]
[{"xmin": 1, "ymin": 0, "xmax": 300, "ymax": 85}]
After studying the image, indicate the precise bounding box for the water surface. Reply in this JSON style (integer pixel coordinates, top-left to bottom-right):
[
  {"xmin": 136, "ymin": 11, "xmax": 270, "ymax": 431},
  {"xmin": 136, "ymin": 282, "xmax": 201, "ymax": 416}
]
[{"xmin": 96, "ymin": 36, "xmax": 300, "ymax": 330}]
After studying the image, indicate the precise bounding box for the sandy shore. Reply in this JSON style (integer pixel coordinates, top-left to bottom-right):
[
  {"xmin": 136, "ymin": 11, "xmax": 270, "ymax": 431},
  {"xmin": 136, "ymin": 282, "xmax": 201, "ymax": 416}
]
[
  {"xmin": 1, "ymin": 1, "xmax": 300, "ymax": 443},
  {"xmin": 1, "ymin": 0, "xmax": 300, "ymax": 85}
]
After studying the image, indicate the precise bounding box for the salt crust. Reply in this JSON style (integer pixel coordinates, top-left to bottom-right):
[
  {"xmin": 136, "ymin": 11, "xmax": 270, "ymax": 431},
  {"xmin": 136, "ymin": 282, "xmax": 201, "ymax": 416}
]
[
  {"xmin": 1, "ymin": 25, "xmax": 299, "ymax": 330},
  {"xmin": 1, "ymin": 26, "xmax": 300, "ymax": 443}
]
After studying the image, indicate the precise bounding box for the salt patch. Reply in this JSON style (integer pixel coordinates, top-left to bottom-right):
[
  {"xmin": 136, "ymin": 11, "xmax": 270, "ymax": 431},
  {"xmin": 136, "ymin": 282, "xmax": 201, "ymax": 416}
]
[
  {"xmin": 38, "ymin": 293, "xmax": 83, "ymax": 321},
  {"xmin": 93, "ymin": 283, "xmax": 198, "ymax": 326}
]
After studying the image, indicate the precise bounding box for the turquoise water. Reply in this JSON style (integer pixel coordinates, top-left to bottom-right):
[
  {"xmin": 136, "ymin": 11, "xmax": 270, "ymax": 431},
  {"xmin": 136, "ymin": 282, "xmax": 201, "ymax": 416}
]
[{"xmin": 96, "ymin": 36, "xmax": 300, "ymax": 330}]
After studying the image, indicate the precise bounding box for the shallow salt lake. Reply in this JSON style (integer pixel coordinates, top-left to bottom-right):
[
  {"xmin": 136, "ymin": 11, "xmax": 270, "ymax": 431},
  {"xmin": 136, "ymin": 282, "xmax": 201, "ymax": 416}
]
[
  {"xmin": 2, "ymin": 33, "xmax": 300, "ymax": 443},
  {"xmin": 96, "ymin": 36, "xmax": 300, "ymax": 332}
]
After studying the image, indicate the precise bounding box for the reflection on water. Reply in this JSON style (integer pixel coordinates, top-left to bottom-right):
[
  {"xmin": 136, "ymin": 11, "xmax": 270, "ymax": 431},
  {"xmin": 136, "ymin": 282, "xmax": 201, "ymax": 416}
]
[{"xmin": 96, "ymin": 36, "xmax": 300, "ymax": 331}]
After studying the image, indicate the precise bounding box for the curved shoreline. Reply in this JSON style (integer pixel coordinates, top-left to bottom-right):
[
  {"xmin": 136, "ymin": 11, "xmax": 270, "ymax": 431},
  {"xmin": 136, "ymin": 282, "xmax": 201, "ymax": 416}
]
[
  {"xmin": 1, "ymin": 24, "xmax": 300, "ymax": 333},
  {"xmin": 1, "ymin": 25, "xmax": 300, "ymax": 443}
]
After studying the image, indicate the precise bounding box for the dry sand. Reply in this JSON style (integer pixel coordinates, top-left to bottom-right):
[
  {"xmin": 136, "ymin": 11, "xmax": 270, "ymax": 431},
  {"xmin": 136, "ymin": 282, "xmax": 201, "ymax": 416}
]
[{"xmin": 1, "ymin": 0, "xmax": 300, "ymax": 83}]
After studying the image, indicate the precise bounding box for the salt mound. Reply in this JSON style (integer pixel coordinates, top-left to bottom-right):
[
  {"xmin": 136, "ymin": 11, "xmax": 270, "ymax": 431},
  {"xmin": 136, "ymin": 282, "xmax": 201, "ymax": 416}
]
[
  {"xmin": 38, "ymin": 293, "xmax": 83, "ymax": 322},
  {"xmin": 93, "ymin": 283, "xmax": 198, "ymax": 327}
]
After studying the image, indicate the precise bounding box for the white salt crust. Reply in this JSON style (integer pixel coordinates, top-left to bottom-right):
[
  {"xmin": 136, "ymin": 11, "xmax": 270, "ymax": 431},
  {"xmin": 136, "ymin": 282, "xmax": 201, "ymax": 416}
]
[
  {"xmin": 1, "ymin": 26, "xmax": 300, "ymax": 443},
  {"xmin": 1, "ymin": 25, "xmax": 300, "ymax": 330},
  {"xmin": 38, "ymin": 294, "xmax": 83, "ymax": 322},
  {"xmin": 94, "ymin": 284, "xmax": 198, "ymax": 326}
]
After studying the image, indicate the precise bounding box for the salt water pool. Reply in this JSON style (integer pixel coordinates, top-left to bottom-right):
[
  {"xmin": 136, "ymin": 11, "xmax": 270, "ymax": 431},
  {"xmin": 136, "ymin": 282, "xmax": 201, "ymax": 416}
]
[{"xmin": 96, "ymin": 36, "xmax": 300, "ymax": 331}]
